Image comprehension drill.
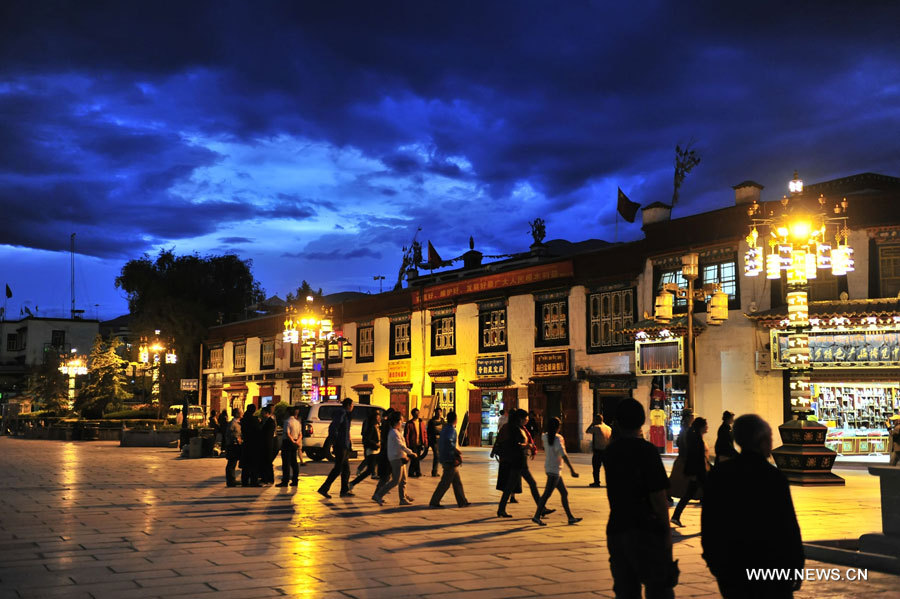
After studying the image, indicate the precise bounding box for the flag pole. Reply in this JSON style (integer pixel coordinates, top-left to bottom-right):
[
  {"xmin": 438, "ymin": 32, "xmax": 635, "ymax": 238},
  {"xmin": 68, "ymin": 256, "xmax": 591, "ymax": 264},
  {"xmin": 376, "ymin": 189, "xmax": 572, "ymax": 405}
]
[{"xmin": 615, "ymin": 209, "xmax": 619, "ymax": 242}]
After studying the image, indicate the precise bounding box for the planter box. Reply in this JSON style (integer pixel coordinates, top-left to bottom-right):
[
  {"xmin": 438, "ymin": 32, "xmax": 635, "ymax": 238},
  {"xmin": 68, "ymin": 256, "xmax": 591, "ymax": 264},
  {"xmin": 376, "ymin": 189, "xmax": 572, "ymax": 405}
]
[{"xmin": 120, "ymin": 429, "xmax": 180, "ymax": 447}]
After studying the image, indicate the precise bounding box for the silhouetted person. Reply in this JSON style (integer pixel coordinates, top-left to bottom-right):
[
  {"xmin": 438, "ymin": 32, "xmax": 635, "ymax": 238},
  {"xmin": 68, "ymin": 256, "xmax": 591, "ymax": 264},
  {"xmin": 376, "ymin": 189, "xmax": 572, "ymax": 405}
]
[
  {"xmin": 429, "ymin": 411, "xmax": 470, "ymax": 508},
  {"xmin": 240, "ymin": 404, "xmax": 260, "ymax": 487},
  {"xmin": 404, "ymin": 408, "xmax": 426, "ymax": 477},
  {"xmin": 216, "ymin": 409, "xmax": 229, "ymax": 448},
  {"xmin": 225, "ymin": 407, "xmax": 243, "ymax": 487},
  {"xmin": 350, "ymin": 409, "xmax": 382, "ymax": 488},
  {"xmin": 277, "ymin": 406, "xmax": 302, "ymax": 487},
  {"xmin": 671, "ymin": 416, "xmax": 709, "ymax": 526},
  {"xmin": 427, "ymin": 408, "xmax": 446, "ymax": 477},
  {"xmin": 586, "ymin": 413, "xmax": 611, "ymax": 487},
  {"xmin": 532, "ymin": 417, "xmax": 581, "ymax": 526},
  {"xmin": 702, "ymin": 414, "xmax": 804, "ymax": 598},
  {"xmin": 318, "ymin": 398, "xmax": 354, "ymax": 499},
  {"xmin": 373, "ymin": 408, "xmax": 395, "ymax": 499},
  {"xmin": 373, "ymin": 410, "xmax": 415, "ymax": 505},
  {"xmin": 714, "ymin": 411, "xmax": 738, "ymax": 466},
  {"xmin": 258, "ymin": 405, "xmax": 277, "ymax": 485}
]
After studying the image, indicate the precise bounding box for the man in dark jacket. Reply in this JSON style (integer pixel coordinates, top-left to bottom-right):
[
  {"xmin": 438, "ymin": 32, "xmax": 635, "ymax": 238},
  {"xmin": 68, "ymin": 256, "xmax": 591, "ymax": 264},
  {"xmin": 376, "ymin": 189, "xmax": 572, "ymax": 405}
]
[
  {"xmin": 258, "ymin": 405, "xmax": 277, "ymax": 485},
  {"xmin": 240, "ymin": 404, "xmax": 261, "ymax": 487},
  {"xmin": 714, "ymin": 411, "xmax": 738, "ymax": 466},
  {"xmin": 427, "ymin": 408, "xmax": 446, "ymax": 477},
  {"xmin": 405, "ymin": 408, "xmax": 427, "ymax": 477},
  {"xmin": 702, "ymin": 414, "xmax": 804, "ymax": 598},
  {"xmin": 318, "ymin": 398, "xmax": 354, "ymax": 498},
  {"xmin": 350, "ymin": 409, "xmax": 381, "ymax": 488}
]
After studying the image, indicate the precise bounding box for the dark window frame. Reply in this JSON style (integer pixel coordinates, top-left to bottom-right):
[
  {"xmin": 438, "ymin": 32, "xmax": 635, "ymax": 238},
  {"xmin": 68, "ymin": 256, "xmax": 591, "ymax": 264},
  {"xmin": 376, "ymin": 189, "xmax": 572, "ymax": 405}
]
[
  {"xmin": 431, "ymin": 313, "xmax": 456, "ymax": 356},
  {"xmin": 653, "ymin": 258, "xmax": 741, "ymax": 314},
  {"xmin": 586, "ymin": 287, "xmax": 636, "ymax": 354},
  {"xmin": 879, "ymin": 243, "xmax": 900, "ymax": 298},
  {"xmin": 232, "ymin": 342, "xmax": 246, "ymax": 372},
  {"xmin": 356, "ymin": 324, "xmax": 375, "ymax": 363},
  {"xmin": 535, "ymin": 297, "xmax": 570, "ymax": 347},
  {"xmin": 478, "ymin": 307, "xmax": 508, "ymax": 354},
  {"xmin": 389, "ymin": 319, "xmax": 412, "ymax": 360},
  {"xmin": 259, "ymin": 338, "xmax": 275, "ymax": 370},
  {"xmin": 50, "ymin": 329, "xmax": 66, "ymax": 349}
]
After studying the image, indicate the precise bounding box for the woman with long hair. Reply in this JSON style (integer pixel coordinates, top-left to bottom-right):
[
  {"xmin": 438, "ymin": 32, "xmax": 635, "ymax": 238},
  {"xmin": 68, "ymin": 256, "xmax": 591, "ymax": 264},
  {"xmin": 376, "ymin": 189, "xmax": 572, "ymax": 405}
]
[
  {"xmin": 671, "ymin": 416, "xmax": 709, "ymax": 527},
  {"xmin": 532, "ymin": 417, "xmax": 581, "ymax": 526}
]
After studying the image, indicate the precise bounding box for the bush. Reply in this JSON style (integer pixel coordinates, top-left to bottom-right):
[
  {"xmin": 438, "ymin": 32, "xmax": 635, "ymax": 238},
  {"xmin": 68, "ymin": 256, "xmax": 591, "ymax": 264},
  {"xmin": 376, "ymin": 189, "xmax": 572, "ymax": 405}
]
[
  {"xmin": 272, "ymin": 401, "xmax": 291, "ymax": 426},
  {"xmin": 104, "ymin": 407, "xmax": 159, "ymax": 420}
]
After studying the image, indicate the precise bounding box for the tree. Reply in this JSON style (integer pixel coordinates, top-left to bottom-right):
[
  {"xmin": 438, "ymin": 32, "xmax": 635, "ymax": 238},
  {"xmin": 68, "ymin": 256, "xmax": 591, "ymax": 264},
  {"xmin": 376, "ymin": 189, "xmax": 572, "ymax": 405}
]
[
  {"xmin": 77, "ymin": 335, "xmax": 131, "ymax": 417},
  {"xmin": 672, "ymin": 141, "xmax": 701, "ymax": 206},
  {"xmin": 286, "ymin": 280, "xmax": 323, "ymax": 303},
  {"xmin": 26, "ymin": 351, "xmax": 69, "ymax": 413},
  {"xmin": 115, "ymin": 250, "xmax": 265, "ymax": 409}
]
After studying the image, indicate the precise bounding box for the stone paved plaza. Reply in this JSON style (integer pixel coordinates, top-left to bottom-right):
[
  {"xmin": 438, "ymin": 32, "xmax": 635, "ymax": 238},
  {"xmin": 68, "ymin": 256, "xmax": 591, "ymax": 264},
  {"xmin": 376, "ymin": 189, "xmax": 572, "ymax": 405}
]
[{"xmin": 0, "ymin": 438, "xmax": 897, "ymax": 599}]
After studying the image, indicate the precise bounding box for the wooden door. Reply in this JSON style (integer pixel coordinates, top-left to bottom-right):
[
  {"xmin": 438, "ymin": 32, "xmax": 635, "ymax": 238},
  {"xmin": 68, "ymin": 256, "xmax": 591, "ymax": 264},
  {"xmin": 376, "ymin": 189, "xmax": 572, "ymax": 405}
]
[
  {"xmin": 390, "ymin": 391, "xmax": 409, "ymax": 419},
  {"xmin": 503, "ymin": 387, "xmax": 518, "ymax": 412},
  {"xmin": 527, "ymin": 383, "xmax": 547, "ymax": 450},
  {"xmin": 561, "ymin": 382, "xmax": 580, "ymax": 452},
  {"xmin": 467, "ymin": 389, "xmax": 482, "ymax": 447}
]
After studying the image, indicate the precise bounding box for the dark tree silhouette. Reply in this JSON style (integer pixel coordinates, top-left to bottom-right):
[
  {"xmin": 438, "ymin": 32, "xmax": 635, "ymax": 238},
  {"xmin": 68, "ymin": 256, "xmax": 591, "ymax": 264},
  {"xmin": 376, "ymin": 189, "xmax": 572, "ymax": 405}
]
[{"xmin": 672, "ymin": 142, "xmax": 701, "ymax": 206}]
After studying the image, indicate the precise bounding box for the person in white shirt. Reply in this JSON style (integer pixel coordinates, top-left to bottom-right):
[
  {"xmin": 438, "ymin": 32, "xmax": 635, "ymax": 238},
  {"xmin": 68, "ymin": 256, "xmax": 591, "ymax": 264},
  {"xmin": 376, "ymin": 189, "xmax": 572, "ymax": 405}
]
[
  {"xmin": 532, "ymin": 417, "xmax": 582, "ymax": 526},
  {"xmin": 586, "ymin": 414, "xmax": 612, "ymax": 487},
  {"xmin": 277, "ymin": 407, "xmax": 303, "ymax": 487},
  {"xmin": 373, "ymin": 411, "xmax": 416, "ymax": 506}
]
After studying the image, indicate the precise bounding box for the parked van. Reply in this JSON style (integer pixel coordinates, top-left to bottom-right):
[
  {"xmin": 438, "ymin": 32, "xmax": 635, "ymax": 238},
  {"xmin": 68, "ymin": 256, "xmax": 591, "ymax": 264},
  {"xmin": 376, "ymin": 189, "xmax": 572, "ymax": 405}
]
[{"xmin": 300, "ymin": 401, "xmax": 381, "ymax": 461}]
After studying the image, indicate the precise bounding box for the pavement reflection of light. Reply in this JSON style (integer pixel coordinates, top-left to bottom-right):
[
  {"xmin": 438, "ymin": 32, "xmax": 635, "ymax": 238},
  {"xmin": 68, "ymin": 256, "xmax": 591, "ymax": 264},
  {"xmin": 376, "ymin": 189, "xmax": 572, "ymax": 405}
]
[
  {"xmin": 61, "ymin": 442, "xmax": 78, "ymax": 489},
  {"xmin": 142, "ymin": 489, "xmax": 157, "ymax": 534},
  {"xmin": 289, "ymin": 491, "xmax": 320, "ymax": 571}
]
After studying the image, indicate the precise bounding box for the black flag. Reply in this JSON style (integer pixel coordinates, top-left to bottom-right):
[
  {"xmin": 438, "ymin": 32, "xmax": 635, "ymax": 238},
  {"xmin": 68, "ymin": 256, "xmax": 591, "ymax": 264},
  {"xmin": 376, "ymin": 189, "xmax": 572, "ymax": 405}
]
[
  {"xmin": 4, "ymin": 284, "xmax": 10, "ymax": 299},
  {"xmin": 617, "ymin": 188, "xmax": 640, "ymax": 223}
]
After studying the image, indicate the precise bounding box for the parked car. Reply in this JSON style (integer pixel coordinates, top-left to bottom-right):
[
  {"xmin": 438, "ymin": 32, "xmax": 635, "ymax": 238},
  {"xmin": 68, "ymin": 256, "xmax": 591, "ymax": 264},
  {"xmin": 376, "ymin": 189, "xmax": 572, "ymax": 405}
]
[
  {"xmin": 300, "ymin": 401, "xmax": 381, "ymax": 461},
  {"xmin": 165, "ymin": 405, "xmax": 205, "ymax": 425}
]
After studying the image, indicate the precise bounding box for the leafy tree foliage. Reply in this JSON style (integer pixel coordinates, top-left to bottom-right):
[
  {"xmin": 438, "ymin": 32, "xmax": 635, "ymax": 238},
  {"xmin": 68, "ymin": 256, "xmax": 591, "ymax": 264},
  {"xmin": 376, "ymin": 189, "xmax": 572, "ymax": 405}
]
[
  {"xmin": 286, "ymin": 280, "xmax": 323, "ymax": 303},
  {"xmin": 26, "ymin": 351, "xmax": 70, "ymax": 413},
  {"xmin": 77, "ymin": 335, "xmax": 131, "ymax": 417},
  {"xmin": 115, "ymin": 250, "xmax": 265, "ymax": 409}
]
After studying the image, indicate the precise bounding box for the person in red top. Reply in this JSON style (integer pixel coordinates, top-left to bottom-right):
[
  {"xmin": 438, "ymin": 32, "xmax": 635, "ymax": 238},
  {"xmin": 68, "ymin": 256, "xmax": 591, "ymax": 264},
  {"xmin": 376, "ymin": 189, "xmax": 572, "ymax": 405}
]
[{"xmin": 404, "ymin": 408, "xmax": 428, "ymax": 478}]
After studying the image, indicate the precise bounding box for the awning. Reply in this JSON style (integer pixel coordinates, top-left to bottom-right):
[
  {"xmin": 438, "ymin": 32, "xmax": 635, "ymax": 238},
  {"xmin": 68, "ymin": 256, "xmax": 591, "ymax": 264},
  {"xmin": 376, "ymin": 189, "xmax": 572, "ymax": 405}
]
[
  {"xmin": 470, "ymin": 378, "xmax": 510, "ymax": 388},
  {"xmin": 382, "ymin": 381, "xmax": 413, "ymax": 390},
  {"xmin": 428, "ymin": 368, "xmax": 459, "ymax": 377},
  {"xmin": 621, "ymin": 315, "xmax": 705, "ymax": 341},
  {"xmin": 747, "ymin": 298, "xmax": 900, "ymax": 328},
  {"xmin": 224, "ymin": 383, "xmax": 248, "ymax": 391},
  {"xmin": 351, "ymin": 383, "xmax": 375, "ymax": 391}
]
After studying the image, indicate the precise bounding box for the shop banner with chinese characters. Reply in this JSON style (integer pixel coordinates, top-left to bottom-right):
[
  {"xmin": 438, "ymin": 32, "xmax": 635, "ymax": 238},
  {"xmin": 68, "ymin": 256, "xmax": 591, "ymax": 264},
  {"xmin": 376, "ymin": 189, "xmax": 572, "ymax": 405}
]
[
  {"xmin": 415, "ymin": 261, "xmax": 574, "ymax": 305},
  {"xmin": 771, "ymin": 327, "xmax": 900, "ymax": 369},
  {"xmin": 388, "ymin": 360, "xmax": 411, "ymax": 382},
  {"xmin": 476, "ymin": 355, "xmax": 508, "ymax": 379},
  {"xmin": 532, "ymin": 350, "xmax": 570, "ymax": 378}
]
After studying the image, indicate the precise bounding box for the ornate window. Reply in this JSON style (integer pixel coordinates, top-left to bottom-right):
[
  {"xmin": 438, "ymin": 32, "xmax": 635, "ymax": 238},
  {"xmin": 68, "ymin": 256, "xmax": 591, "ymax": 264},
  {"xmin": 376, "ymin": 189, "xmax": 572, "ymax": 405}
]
[
  {"xmin": 432, "ymin": 313, "xmax": 455, "ymax": 355},
  {"xmin": 208, "ymin": 347, "xmax": 224, "ymax": 369},
  {"xmin": 479, "ymin": 307, "xmax": 507, "ymax": 353},
  {"xmin": 588, "ymin": 288, "xmax": 635, "ymax": 352},
  {"xmin": 535, "ymin": 295, "xmax": 569, "ymax": 346},
  {"xmin": 390, "ymin": 318, "xmax": 411, "ymax": 359},
  {"xmin": 357, "ymin": 324, "xmax": 374, "ymax": 363},
  {"xmin": 260, "ymin": 339, "xmax": 275, "ymax": 369},
  {"xmin": 233, "ymin": 343, "xmax": 246, "ymax": 371},
  {"xmin": 880, "ymin": 245, "xmax": 900, "ymax": 297}
]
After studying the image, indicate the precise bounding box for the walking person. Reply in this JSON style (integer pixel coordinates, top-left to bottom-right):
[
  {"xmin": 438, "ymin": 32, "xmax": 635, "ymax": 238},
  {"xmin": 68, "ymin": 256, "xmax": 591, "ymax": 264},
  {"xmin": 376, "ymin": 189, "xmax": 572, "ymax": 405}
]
[
  {"xmin": 225, "ymin": 407, "xmax": 243, "ymax": 487},
  {"xmin": 671, "ymin": 416, "xmax": 710, "ymax": 527},
  {"xmin": 586, "ymin": 413, "xmax": 612, "ymax": 487},
  {"xmin": 258, "ymin": 405, "xmax": 277, "ymax": 485},
  {"xmin": 429, "ymin": 411, "xmax": 470, "ymax": 508},
  {"xmin": 318, "ymin": 398, "xmax": 354, "ymax": 499},
  {"xmin": 350, "ymin": 409, "xmax": 382, "ymax": 488},
  {"xmin": 888, "ymin": 415, "xmax": 900, "ymax": 466},
  {"xmin": 714, "ymin": 411, "xmax": 738, "ymax": 466},
  {"xmin": 605, "ymin": 398, "xmax": 676, "ymax": 599},
  {"xmin": 277, "ymin": 406, "xmax": 302, "ymax": 487},
  {"xmin": 373, "ymin": 408, "xmax": 395, "ymax": 498},
  {"xmin": 532, "ymin": 417, "xmax": 581, "ymax": 526},
  {"xmin": 373, "ymin": 411, "xmax": 416, "ymax": 505},
  {"xmin": 427, "ymin": 408, "xmax": 446, "ymax": 477},
  {"xmin": 702, "ymin": 414, "xmax": 804, "ymax": 598},
  {"xmin": 518, "ymin": 410, "xmax": 547, "ymax": 510},
  {"xmin": 497, "ymin": 410, "xmax": 545, "ymax": 517},
  {"xmin": 216, "ymin": 408, "xmax": 229, "ymax": 451},
  {"xmin": 404, "ymin": 408, "xmax": 427, "ymax": 478},
  {"xmin": 240, "ymin": 404, "xmax": 261, "ymax": 487}
]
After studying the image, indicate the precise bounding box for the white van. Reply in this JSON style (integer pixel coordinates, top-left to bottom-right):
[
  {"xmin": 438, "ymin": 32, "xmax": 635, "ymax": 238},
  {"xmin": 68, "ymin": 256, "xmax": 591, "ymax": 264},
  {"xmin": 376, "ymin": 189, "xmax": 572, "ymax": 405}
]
[{"xmin": 300, "ymin": 401, "xmax": 381, "ymax": 461}]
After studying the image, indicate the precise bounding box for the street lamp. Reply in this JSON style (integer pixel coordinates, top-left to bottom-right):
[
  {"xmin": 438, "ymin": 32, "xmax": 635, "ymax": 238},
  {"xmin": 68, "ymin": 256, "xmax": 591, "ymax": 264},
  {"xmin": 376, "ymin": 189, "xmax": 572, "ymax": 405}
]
[
  {"xmin": 743, "ymin": 171, "xmax": 852, "ymax": 415},
  {"xmin": 59, "ymin": 348, "xmax": 87, "ymax": 411},
  {"xmin": 283, "ymin": 301, "xmax": 353, "ymax": 403},
  {"xmin": 138, "ymin": 330, "xmax": 177, "ymax": 405},
  {"xmin": 654, "ymin": 252, "xmax": 729, "ymax": 410}
]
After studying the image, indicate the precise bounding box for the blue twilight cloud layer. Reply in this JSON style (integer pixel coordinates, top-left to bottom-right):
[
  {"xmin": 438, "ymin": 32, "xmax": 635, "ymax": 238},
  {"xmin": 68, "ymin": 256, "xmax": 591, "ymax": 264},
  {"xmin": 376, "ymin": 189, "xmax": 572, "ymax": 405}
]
[{"xmin": 2, "ymin": 1, "xmax": 900, "ymax": 318}]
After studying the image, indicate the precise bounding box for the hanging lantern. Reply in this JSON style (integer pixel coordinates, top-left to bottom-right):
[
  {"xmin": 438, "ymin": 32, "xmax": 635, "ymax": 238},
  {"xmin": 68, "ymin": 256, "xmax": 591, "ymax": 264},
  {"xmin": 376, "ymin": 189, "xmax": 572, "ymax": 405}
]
[
  {"xmin": 744, "ymin": 246, "xmax": 762, "ymax": 276},
  {"xmin": 342, "ymin": 340, "xmax": 353, "ymax": 360},
  {"xmin": 787, "ymin": 291, "xmax": 809, "ymax": 327},
  {"xmin": 300, "ymin": 343, "xmax": 313, "ymax": 359},
  {"xmin": 778, "ymin": 243, "xmax": 793, "ymax": 268},
  {"xmin": 165, "ymin": 350, "xmax": 177, "ymax": 364},
  {"xmin": 315, "ymin": 344, "xmax": 326, "ymax": 361},
  {"xmin": 787, "ymin": 249, "xmax": 807, "ymax": 286},
  {"xmin": 139, "ymin": 345, "xmax": 150, "ymax": 364},
  {"xmin": 766, "ymin": 252, "xmax": 781, "ymax": 280},
  {"xmin": 654, "ymin": 292, "xmax": 673, "ymax": 323},
  {"xmin": 816, "ymin": 243, "xmax": 832, "ymax": 269},
  {"xmin": 805, "ymin": 251, "xmax": 817, "ymax": 280},
  {"xmin": 283, "ymin": 329, "xmax": 299, "ymax": 344},
  {"xmin": 843, "ymin": 245, "xmax": 855, "ymax": 273},
  {"xmin": 708, "ymin": 291, "xmax": 729, "ymax": 324},
  {"xmin": 320, "ymin": 318, "xmax": 333, "ymax": 335},
  {"xmin": 831, "ymin": 246, "xmax": 849, "ymax": 276}
]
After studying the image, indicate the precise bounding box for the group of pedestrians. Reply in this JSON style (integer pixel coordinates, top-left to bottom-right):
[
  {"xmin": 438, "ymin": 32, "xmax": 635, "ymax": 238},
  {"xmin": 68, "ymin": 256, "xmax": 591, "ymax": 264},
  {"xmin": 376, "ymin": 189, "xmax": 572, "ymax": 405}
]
[{"xmin": 220, "ymin": 397, "xmax": 805, "ymax": 598}]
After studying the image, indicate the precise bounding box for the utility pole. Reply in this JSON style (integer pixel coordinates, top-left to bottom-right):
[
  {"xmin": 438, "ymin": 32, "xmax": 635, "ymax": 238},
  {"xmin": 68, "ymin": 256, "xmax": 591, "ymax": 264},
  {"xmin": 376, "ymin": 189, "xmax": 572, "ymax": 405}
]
[{"xmin": 70, "ymin": 233, "xmax": 76, "ymax": 319}]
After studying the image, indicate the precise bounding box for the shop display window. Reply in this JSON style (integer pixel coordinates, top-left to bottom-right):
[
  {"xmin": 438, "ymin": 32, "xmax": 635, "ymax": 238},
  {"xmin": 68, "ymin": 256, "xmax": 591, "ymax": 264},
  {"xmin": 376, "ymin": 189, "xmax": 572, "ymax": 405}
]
[
  {"xmin": 813, "ymin": 382, "xmax": 899, "ymax": 456},
  {"xmin": 480, "ymin": 390, "xmax": 504, "ymax": 446}
]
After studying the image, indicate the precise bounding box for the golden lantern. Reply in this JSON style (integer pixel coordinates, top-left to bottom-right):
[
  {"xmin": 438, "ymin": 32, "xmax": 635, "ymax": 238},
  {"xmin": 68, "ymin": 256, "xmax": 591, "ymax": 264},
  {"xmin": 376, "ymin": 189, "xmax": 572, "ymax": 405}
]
[
  {"xmin": 707, "ymin": 291, "xmax": 729, "ymax": 324},
  {"xmin": 766, "ymin": 252, "xmax": 781, "ymax": 280},
  {"xmin": 341, "ymin": 340, "xmax": 353, "ymax": 360},
  {"xmin": 681, "ymin": 253, "xmax": 699, "ymax": 279},
  {"xmin": 787, "ymin": 291, "xmax": 809, "ymax": 327},
  {"xmin": 654, "ymin": 292, "xmax": 673, "ymax": 323},
  {"xmin": 787, "ymin": 249, "xmax": 807, "ymax": 286}
]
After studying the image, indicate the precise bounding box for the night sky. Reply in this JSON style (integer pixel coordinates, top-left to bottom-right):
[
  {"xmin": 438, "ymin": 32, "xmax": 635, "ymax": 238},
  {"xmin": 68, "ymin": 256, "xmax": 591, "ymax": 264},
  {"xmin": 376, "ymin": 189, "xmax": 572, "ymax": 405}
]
[{"xmin": 3, "ymin": 1, "xmax": 900, "ymax": 320}]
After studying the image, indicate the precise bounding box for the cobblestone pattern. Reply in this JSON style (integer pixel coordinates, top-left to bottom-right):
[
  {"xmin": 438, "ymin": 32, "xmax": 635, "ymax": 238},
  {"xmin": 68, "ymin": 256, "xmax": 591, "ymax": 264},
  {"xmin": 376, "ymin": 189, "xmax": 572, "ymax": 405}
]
[{"xmin": 0, "ymin": 439, "xmax": 896, "ymax": 598}]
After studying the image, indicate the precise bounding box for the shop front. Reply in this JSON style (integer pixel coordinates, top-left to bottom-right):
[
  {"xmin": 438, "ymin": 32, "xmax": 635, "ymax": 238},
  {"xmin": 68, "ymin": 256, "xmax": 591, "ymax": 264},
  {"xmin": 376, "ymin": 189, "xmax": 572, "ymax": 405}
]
[
  {"xmin": 754, "ymin": 300, "xmax": 900, "ymax": 458},
  {"xmin": 223, "ymin": 381, "xmax": 248, "ymax": 411},
  {"xmin": 585, "ymin": 374, "xmax": 636, "ymax": 431},
  {"xmin": 468, "ymin": 355, "xmax": 518, "ymax": 447},
  {"xmin": 529, "ymin": 349, "xmax": 579, "ymax": 451},
  {"xmin": 384, "ymin": 360, "xmax": 412, "ymax": 418},
  {"xmin": 351, "ymin": 383, "xmax": 374, "ymax": 404}
]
